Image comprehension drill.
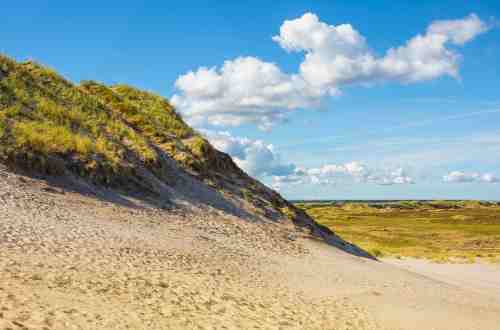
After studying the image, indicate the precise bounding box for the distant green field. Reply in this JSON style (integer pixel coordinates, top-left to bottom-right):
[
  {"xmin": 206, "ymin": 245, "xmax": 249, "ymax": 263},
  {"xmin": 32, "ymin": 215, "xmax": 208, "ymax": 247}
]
[{"xmin": 296, "ymin": 201, "xmax": 500, "ymax": 262}]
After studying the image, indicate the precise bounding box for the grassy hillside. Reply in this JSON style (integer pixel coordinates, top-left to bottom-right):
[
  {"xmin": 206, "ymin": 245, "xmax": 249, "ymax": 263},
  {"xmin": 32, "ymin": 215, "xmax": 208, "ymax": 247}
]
[
  {"xmin": 297, "ymin": 201, "xmax": 500, "ymax": 262},
  {"xmin": 0, "ymin": 55, "xmax": 204, "ymax": 182},
  {"xmin": 0, "ymin": 55, "xmax": 239, "ymax": 179},
  {"xmin": 0, "ymin": 54, "xmax": 317, "ymax": 228}
]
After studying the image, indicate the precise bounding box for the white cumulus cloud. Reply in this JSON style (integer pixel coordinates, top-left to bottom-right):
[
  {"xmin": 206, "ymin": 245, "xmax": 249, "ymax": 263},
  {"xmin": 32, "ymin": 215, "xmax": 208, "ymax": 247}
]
[
  {"xmin": 173, "ymin": 13, "xmax": 489, "ymax": 130},
  {"xmin": 274, "ymin": 12, "xmax": 489, "ymax": 87},
  {"xmin": 482, "ymin": 173, "xmax": 500, "ymax": 183},
  {"xmin": 427, "ymin": 14, "xmax": 489, "ymax": 45},
  {"xmin": 200, "ymin": 130, "xmax": 295, "ymax": 177},
  {"xmin": 201, "ymin": 129, "xmax": 416, "ymax": 188},
  {"xmin": 273, "ymin": 162, "xmax": 414, "ymax": 188},
  {"xmin": 172, "ymin": 57, "xmax": 325, "ymax": 130},
  {"xmin": 443, "ymin": 171, "xmax": 498, "ymax": 183}
]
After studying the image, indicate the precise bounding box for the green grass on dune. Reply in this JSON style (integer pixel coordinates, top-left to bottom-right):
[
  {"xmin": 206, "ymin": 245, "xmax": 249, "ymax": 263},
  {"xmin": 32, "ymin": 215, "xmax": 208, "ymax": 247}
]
[
  {"xmin": 0, "ymin": 56, "xmax": 156, "ymax": 176},
  {"xmin": 0, "ymin": 54, "xmax": 299, "ymax": 223},
  {"xmin": 80, "ymin": 82, "xmax": 194, "ymax": 142},
  {"xmin": 296, "ymin": 201, "xmax": 500, "ymax": 262},
  {"xmin": 0, "ymin": 54, "xmax": 214, "ymax": 183}
]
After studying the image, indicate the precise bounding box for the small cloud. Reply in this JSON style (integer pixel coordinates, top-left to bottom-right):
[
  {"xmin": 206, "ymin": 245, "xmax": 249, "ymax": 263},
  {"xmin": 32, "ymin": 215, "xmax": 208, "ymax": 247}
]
[
  {"xmin": 200, "ymin": 130, "xmax": 295, "ymax": 178},
  {"xmin": 273, "ymin": 162, "xmax": 414, "ymax": 187},
  {"xmin": 443, "ymin": 171, "xmax": 498, "ymax": 183},
  {"xmin": 481, "ymin": 173, "xmax": 499, "ymax": 183},
  {"xmin": 203, "ymin": 130, "xmax": 416, "ymax": 188}
]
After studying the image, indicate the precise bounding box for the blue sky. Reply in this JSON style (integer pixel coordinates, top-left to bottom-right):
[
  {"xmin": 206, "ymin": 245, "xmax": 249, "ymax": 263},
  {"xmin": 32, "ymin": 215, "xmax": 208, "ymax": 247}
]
[{"xmin": 2, "ymin": 1, "xmax": 500, "ymax": 199}]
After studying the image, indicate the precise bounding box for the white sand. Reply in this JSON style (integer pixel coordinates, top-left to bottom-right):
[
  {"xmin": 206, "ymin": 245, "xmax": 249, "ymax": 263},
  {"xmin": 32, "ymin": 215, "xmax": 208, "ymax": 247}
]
[
  {"xmin": 1, "ymin": 170, "xmax": 500, "ymax": 329},
  {"xmin": 384, "ymin": 258, "xmax": 500, "ymax": 300}
]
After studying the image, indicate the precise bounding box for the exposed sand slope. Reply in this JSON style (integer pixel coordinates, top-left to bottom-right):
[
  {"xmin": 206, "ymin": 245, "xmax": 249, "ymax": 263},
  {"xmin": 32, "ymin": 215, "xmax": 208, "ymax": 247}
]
[{"xmin": 1, "ymin": 171, "xmax": 500, "ymax": 329}]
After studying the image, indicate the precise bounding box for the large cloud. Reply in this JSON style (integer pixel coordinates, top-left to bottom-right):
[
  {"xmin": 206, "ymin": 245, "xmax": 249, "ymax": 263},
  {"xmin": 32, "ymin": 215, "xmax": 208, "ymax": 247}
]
[
  {"xmin": 443, "ymin": 171, "xmax": 498, "ymax": 183},
  {"xmin": 173, "ymin": 13, "xmax": 489, "ymax": 130},
  {"xmin": 172, "ymin": 57, "xmax": 325, "ymax": 130},
  {"xmin": 274, "ymin": 13, "xmax": 489, "ymax": 87}
]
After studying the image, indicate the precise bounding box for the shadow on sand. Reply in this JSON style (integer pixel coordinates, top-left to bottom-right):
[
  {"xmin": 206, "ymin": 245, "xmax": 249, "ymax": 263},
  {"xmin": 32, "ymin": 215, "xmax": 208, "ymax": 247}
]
[{"xmin": 2, "ymin": 163, "xmax": 376, "ymax": 261}]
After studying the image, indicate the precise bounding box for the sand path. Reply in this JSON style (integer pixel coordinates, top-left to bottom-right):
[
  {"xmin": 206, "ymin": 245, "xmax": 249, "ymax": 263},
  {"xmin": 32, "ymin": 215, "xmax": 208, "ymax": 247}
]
[{"xmin": 384, "ymin": 258, "xmax": 500, "ymax": 300}]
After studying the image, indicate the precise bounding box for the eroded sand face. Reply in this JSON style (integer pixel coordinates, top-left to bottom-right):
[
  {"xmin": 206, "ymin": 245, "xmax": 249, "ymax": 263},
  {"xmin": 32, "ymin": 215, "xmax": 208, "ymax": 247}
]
[{"xmin": 1, "ymin": 172, "xmax": 499, "ymax": 329}]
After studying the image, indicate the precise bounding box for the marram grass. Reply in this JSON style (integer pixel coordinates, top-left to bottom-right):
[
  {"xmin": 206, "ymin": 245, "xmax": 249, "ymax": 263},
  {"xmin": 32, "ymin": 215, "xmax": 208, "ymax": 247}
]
[{"xmin": 0, "ymin": 54, "xmax": 212, "ymax": 184}]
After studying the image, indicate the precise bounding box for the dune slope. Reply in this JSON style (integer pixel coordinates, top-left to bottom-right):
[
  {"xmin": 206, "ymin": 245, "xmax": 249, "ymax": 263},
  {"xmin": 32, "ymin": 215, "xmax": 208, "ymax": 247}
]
[
  {"xmin": 0, "ymin": 54, "xmax": 367, "ymax": 257},
  {"xmin": 1, "ymin": 166, "xmax": 500, "ymax": 329}
]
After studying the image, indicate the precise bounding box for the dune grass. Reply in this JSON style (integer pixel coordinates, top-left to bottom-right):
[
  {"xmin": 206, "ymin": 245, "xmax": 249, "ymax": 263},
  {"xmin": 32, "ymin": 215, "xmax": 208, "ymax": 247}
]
[
  {"xmin": 0, "ymin": 54, "xmax": 318, "ymax": 222},
  {"xmin": 0, "ymin": 56, "xmax": 148, "ymax": 173},
  {"xmin": 296, "ymin": 201, "xmax": 500, "ymax": 262},
  {"xmin": 0, "ymin": 54, "xmax": 203, "ymax": 181}
]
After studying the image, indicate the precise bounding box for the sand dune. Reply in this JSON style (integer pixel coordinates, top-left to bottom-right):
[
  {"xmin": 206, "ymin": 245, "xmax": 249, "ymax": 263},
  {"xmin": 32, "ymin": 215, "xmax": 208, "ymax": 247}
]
[{"xmin": 1, "ymin": 170, "xmax": 500, "ymax": 329}]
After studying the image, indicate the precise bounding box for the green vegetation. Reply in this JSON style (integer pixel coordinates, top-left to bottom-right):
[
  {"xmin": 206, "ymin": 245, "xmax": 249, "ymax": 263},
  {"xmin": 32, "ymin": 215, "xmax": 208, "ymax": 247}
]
[
  {"xmin": 0, "ymin": 54, "xmax": 210, "ymax": 184},
  {"xmin": 0, "ymin": 53, "xmax": 304, "ymax": 223},
  {"xmin": 296, "ymin": 201, "xmax": 500, "ymax": 262},
  {"xmin": 1, "ymin": 56, "xmax": 154, "ymax": 179},
  {"xmin": 80, "ymin": 82, "xmax": 193, "ymax": 142}
]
